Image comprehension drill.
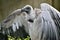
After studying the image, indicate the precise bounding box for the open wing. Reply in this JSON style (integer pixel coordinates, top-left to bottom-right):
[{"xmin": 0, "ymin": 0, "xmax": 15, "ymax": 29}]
[
  {"xmin": 41, "ymin": 3, "xmax": 60, "ymax": 40},
  {"xmin": 0, "ymin": 5, "xmax": 33, "ymax": 38}
]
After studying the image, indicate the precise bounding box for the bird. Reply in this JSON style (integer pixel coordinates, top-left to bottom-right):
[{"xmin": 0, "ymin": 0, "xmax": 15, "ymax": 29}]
[{"xmin": 0, "ymin": 3, "xmax": 60, "ymax": 40}]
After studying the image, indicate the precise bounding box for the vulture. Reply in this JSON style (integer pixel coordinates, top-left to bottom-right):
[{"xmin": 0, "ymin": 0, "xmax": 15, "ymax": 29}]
[{"xmin": 0, "ymin": 3, "xmax": 60, "ymax": 40}]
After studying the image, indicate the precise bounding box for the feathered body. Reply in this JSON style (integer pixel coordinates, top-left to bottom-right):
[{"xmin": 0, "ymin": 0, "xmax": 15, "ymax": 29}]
[{"xmin": 0, "ymin": 3, "xmax": 60, "ymax": 40}]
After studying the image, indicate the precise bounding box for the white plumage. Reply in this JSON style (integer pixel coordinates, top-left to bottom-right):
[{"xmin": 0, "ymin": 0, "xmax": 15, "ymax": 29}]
[{"xmin": 0, "ymin": 3, "xmax": 60, "ymax": 40}]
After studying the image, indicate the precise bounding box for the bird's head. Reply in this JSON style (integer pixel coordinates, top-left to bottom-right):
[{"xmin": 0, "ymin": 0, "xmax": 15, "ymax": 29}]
[{"xmin": 21, "ymin": 5, "xmax": 36, "ymax": 23}]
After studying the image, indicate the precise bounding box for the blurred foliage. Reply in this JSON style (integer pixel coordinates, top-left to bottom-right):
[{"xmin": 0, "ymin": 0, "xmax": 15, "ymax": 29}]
[{"xmin": 8, "ymin": 35, "xmax": 30, "ymax": 40}]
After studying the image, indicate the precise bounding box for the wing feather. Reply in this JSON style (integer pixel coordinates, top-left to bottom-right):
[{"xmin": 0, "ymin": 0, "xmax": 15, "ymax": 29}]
[{"xmin": 40, "ymin": 3, "xmax": 60, "ymax": 40}]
